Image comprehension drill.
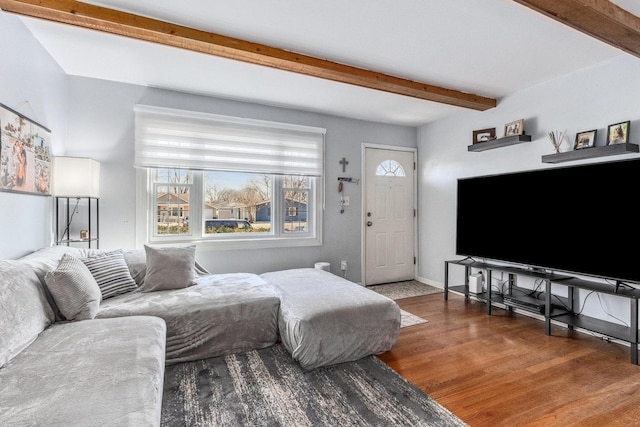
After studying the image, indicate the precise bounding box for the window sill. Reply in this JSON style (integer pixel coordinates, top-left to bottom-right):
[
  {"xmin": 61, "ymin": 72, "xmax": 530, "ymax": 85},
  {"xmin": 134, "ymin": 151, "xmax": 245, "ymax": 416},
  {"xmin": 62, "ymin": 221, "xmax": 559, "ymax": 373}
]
[{"xmin": 147, "ymin": 235, "xmax": 322, "ymax": 251}]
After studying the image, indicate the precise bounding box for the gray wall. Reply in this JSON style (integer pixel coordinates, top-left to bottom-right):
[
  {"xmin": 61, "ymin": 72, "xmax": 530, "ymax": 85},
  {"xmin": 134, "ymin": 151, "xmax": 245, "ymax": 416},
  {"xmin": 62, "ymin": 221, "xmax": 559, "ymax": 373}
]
[
  {"xmin": 63, "ymin": 77, "xmax": 417, "ymax": 281},
  {"xmin": 417, "ymin": 54, "xmax": 640, "ymax": 321},
  {"xmin": 0, "ymin": 13, "xmax": 68, "ymax": 259}
]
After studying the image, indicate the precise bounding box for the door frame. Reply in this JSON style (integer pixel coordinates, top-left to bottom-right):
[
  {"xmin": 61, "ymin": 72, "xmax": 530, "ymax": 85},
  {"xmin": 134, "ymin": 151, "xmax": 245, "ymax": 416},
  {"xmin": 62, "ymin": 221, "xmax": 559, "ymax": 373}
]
[{"xmin": 361, "ymin": 143, "xmax": 418, "ymax": 286}]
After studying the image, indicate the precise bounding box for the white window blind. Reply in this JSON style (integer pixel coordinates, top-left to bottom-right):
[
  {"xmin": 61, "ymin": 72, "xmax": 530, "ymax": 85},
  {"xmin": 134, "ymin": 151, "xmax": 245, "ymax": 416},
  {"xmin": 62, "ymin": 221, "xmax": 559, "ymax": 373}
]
[{"xmin": 134, "ymin": 105, "xmax": 325, "ymax": 176}]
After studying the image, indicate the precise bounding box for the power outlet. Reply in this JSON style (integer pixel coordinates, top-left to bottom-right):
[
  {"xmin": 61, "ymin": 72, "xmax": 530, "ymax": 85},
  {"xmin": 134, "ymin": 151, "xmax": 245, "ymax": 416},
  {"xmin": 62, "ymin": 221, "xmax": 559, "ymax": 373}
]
[
  {"xmin": 341, "ymin": 260, "xmax": 347, "ymax": 271},
  {"xmin": 342, "ymin": 196, "xmax": 350, "ymax": 206}
]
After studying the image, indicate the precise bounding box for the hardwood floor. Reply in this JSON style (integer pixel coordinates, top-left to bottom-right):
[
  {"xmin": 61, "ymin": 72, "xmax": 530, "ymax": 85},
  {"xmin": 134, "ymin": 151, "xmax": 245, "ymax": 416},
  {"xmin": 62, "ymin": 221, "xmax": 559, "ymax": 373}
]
[{"xmin": 378, "ymin": 292, "xmax": 640, "ymax": 427}]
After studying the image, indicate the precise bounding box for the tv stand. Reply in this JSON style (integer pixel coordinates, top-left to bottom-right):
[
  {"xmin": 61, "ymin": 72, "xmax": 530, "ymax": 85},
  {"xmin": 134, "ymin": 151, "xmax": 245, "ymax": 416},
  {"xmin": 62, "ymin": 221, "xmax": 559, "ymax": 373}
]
[{"xmin": 444, "ymin": 259, "xmax": 640, "ymax": 364}]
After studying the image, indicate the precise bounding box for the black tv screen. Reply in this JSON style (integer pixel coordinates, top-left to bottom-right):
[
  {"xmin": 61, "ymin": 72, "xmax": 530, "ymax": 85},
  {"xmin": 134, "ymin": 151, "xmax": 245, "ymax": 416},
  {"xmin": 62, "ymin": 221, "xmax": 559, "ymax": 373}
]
[{"xmin": 456, "ymin": 158, "xmax": 640, "ymax": 284}]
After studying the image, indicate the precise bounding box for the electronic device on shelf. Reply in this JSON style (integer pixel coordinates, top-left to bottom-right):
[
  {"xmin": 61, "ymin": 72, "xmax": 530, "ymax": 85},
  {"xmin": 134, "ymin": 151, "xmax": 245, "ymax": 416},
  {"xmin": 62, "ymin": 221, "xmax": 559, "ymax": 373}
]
[{"xmin": 502, "ymin": 294, "xmax": 546, "ymax": 314}]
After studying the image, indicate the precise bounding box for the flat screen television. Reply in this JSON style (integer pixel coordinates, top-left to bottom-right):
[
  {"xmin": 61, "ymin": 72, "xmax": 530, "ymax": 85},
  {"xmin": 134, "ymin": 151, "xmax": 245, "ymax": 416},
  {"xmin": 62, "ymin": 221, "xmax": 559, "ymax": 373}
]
[{"xmin": 456, "ymin": 158, "xmax": 640, "ymax": 284}]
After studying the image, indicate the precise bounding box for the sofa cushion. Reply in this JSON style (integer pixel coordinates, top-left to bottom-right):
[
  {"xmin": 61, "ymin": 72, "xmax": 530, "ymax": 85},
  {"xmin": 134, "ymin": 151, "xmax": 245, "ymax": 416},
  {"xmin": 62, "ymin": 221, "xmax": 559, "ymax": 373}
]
[
  {"xmin": 44, "ymin": 254, "xmax": 102, "ymax": 321},
  {"xmin": 81, "ymin": 250, "xmax": 137, "ymax": 299},
  {"xmin": 260, "ymin": 268, "xmax": 401, "ymax": 370},
  {"xmin": 141, "ymin": 245, "xmax": 196, "ymax": 292},
  {"xmin": 123, "ymin": 248, "xmax": 211, "ymax": 288},
  {"xmin": 98, "ymin": 272, "xmax": 279, "ymax": 364},
  {"xmin": 18, "ymin": 246, "xmax": 103, "ymax": 320},
  {"xmin": 0, "ymin": 260, "xmax": 54, "ymax": 368},
  {"xmin": 123, "ymin": 249, "xmax": 148, "ymax": 286},
  {"xmin": 0, "ymin": 316, "xmax": 166, "ymax": 427}
]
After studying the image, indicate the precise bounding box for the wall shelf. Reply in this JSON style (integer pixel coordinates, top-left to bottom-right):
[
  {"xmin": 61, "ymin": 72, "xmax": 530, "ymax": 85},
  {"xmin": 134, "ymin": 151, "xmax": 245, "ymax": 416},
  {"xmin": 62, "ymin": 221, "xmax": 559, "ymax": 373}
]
[
  {"xmin": 468, "ymin": 134, "xmax": 531, "ymax": 152},
  {"xmin": 541, "ymin": 143, "xmax": 639, "ymax": 163}
]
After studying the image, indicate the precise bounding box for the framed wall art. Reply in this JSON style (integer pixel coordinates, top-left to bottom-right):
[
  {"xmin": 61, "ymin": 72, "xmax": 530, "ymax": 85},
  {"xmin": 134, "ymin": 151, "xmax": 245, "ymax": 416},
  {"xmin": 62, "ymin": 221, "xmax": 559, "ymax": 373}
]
[
  {"xmin": 0, "ymin": 103, "xmax": 51, "ymax": 196},
  {"xmin": 574, "ymin": 129, "xmax": 597, "ymax": 150},
  {"xmin": 606, "ymin": 121, "xmax": 630, "ymax": 145}
]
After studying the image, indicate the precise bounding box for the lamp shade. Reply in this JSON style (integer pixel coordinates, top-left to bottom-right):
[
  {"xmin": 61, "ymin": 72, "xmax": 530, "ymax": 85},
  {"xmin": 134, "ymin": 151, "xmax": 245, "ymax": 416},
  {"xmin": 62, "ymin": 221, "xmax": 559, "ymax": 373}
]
[{"xmin": 53, "ymin": 157, "xmax": 100, "ymax": 197}]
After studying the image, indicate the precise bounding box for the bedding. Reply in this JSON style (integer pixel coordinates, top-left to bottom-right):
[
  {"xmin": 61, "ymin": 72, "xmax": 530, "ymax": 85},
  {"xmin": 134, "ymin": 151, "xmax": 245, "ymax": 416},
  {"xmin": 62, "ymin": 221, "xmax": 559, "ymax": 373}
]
[
  {"xmin": 97, "ymin": 272, "xmax": 280, "ymax": 364},
  {"xmin": 260, "ymin": 268, "xmax": 401, "ymax": 369}
]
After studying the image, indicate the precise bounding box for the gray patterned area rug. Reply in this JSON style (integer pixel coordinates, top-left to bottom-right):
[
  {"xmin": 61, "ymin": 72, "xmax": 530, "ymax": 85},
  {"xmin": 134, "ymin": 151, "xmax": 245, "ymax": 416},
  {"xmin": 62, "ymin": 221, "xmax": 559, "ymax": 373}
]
[
  {"xmin": 400, "ymin": 309, "xmax": 428, "ymax": 328},
  {"xmin": 368, "ymin": 280, "xmax": 442, "ymax": 301},
  {"xmin": 162, "ymin": 344, "xmax": 466, "ymax": 427}
]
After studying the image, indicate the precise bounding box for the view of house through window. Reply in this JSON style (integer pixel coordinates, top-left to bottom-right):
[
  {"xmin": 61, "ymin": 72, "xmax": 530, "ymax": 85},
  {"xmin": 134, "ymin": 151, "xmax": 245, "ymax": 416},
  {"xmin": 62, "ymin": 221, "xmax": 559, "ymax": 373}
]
[
  {"xmin": 283, "ymin": 175, "xmax": 309, "ymax": 233},
  {"xmin": 155, "ymin": 168, "xmax": 191, "ymax": 236},
  {"xmin": 153, "ymin": 168, "xmax": 313, "ymax": 239},
  {"xmin": 204, "ymin": 171, "xmax": 271, "ymax": 234}
]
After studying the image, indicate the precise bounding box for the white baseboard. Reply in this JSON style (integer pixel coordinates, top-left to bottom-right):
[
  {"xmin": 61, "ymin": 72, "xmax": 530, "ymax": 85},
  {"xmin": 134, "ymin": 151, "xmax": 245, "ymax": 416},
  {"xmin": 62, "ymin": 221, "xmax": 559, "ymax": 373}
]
[{"xmin": 415, "ymin": 275, "xmax": 443, "ymax": 289}]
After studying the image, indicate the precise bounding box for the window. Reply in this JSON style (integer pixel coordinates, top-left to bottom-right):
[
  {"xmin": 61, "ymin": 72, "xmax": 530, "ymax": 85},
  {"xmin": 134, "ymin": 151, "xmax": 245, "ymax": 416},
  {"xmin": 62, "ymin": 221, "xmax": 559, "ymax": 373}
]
[
  {"xmin": 376, "ymin": 160, "xmax": 406, "ymax": 177},
  {"xmin": 154, "ymin": 168, "xmax": 192, "ymax": 237},
  {"xmin": 135, "ymin": 105, "xmax": 325, "ymax": 248}
]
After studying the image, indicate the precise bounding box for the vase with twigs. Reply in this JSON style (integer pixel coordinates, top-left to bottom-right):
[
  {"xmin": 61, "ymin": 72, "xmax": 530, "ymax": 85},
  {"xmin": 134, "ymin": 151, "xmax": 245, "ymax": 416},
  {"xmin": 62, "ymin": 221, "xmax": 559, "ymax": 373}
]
[{"xmin": 548, "ymin": 130, "xmax": 567, "ymax": 153}]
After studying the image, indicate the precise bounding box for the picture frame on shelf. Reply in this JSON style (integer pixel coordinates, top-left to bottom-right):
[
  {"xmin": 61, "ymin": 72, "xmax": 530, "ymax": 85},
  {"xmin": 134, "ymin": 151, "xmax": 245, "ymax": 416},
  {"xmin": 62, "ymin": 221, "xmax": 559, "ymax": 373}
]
[
  {"xmin": 606, "ymin": 121, "xmax": 630, "ymax": 145},
  {"xmin": 504, "ymin": 119, "xmax": 524, "ymax": 137},
  {"xmin": 472, "ymin": 127, "xmax": 496, "ymax": 144},
  {"xmin": 574, "ymin": 129, "xmax": 597, "ymax": 150}
]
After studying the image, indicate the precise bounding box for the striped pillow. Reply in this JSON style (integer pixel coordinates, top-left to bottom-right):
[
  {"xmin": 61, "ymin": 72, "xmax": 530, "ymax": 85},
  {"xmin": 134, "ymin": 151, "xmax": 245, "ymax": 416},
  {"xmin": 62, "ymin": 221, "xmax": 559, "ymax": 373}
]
[
  {"xmin": 81, "ymin": 250, "xmax": 138, "ymax": 300},
  {"xmin": 44, "ymin": 254, "xmax": 102, "ymax": 321}
]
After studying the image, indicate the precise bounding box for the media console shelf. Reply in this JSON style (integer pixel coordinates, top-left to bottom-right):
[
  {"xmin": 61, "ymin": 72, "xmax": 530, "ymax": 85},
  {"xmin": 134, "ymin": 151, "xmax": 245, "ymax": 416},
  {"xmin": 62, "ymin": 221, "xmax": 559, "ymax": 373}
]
[
  {"xmin": 444, "ymin": 259, "xmax": 640, "ymax": 364},
  {"xmin": 444, "ymin": 259, "xmax": 569, "ymax": 315},
  {"xmin": 468, "ymin": 134, "xmax": 531, "ymax": 152},
  {"xmin": 541, "ymin": 142, "xmax": 639, "ymax": 163},
  {"xmin": 546, "ymin": 277, "xmax": 640, "ymax": 364}
]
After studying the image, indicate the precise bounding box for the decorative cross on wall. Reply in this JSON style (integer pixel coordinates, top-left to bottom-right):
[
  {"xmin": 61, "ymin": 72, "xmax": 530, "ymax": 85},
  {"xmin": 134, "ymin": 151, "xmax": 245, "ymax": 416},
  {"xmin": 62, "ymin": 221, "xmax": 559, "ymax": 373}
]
[{"xmin": 339, "ymin": 157, "xmax": 349, "ymax": 172}]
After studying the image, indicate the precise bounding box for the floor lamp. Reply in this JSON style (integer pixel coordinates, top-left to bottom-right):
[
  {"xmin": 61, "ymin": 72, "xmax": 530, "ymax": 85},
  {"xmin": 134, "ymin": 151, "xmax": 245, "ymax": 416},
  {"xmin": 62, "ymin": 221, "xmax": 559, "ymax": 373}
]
[{"xmin": 52, "ymin": 157, "xmax": 101, "ymax": 245}]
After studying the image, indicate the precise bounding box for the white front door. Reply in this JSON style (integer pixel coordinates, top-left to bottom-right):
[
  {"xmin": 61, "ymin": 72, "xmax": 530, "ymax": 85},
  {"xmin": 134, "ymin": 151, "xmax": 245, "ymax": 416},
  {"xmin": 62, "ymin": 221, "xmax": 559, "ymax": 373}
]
[{"xmin": 363, "ymin": 147, "xmax": 416, "ymax": 286}]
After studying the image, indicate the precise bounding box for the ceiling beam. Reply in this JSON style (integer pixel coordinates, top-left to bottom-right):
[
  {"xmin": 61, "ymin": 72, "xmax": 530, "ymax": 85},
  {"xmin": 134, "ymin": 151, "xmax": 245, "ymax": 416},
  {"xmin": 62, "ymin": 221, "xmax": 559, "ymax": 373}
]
[
  {"xmin": 513, "ymin": 0, "xmax": 640, "ymax": 58},
  {"xmin": 0, "ymin": 0, "xmax": 496, "ymax": 111}
]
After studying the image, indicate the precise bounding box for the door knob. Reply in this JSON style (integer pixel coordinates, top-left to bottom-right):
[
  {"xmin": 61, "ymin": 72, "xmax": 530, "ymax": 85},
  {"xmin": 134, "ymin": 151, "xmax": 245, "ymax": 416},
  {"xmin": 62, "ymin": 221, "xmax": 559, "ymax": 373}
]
[{"xmin": 367, "ymin": 221, "xmax": 373, "ymax": 227}]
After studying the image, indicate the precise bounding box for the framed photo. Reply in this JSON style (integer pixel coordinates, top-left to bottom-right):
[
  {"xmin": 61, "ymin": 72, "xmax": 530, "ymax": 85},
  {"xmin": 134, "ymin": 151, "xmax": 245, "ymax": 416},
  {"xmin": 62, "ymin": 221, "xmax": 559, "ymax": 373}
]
[
  {"xmin": 0, "ymin": 103, "xmax": 52, "ymax": 196},
  {"xmin": 574, "ymin": 129, "xmax": 597, "ymax": 150},
  {"xmin": 606, "ymin": 121, "xmax": 630, "ymax": 145},
  {"xmin": 472, "ymin": 127, "xmax": 496, "ymax": 144},
  {"xmin": 504, "ymin": 119, "xmax": 524, "ymax": 137}
]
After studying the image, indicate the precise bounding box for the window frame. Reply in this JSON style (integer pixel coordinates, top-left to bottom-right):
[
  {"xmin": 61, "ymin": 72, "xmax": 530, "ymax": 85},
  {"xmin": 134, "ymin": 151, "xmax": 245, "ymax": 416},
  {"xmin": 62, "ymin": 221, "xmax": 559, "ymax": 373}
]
[{"xmin": 136, "ymin": 168, "xmax": 323, "ymax": 250}]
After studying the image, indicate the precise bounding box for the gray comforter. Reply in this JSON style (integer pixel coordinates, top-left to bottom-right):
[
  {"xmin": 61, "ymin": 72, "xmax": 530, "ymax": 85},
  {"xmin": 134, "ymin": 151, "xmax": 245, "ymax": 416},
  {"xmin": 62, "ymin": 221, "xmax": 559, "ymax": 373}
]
[
  {"xmin": 98, "ymin": 272, "xmax": 280, "ymax": 364},
  {"xmin": 261, "ymin": 268, "xmax": 401, "ymax": 369}
]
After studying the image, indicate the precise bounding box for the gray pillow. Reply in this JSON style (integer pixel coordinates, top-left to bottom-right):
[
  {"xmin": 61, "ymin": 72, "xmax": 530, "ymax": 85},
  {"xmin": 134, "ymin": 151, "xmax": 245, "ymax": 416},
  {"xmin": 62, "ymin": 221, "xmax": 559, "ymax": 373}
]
[
  {"xmin": 81, "ymin": 250, "xmax": 138, "ymax": 300},
  {"xmin": 44, "ymin": 254, "xmax": 102, "ymax": 321},
  {"xmin": 141, "ymin": 245, "xmax": 196, "ymax": 292},
  {"xmin": 123, "ymin": 249, "xmax": 147, "ymax": 286}
]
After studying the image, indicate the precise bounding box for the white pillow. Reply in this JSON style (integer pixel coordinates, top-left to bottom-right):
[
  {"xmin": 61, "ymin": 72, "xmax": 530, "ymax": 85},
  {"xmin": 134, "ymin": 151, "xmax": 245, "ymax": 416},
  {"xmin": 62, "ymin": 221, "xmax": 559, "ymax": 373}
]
[
  {"xmin": 44, "ymin": 254, "xmax": 102, "ymax": 321},
  {"xmin": 80, "ymin": 250, "xmax": 138, "ymax": 300},
  {"xmin": 141, "ymin": 245, "xmax": 196, "ymax": 292}
]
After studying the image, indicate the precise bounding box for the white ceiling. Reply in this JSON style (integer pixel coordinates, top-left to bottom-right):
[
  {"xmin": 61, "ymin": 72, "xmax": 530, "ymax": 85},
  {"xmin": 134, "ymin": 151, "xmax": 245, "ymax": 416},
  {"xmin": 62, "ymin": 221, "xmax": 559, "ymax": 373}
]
[{"xmin": 19, "ymin": 0, "xmax": 633, "ymax": 126}]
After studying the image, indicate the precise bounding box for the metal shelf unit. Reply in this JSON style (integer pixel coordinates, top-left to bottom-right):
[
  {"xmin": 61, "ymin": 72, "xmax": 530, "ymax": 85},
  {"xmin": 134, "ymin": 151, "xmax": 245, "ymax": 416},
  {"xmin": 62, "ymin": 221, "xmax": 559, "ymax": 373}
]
[
  {"xmin": 444, "ymin": 259, "xmax": 640, "ymax": 364},
  {"xmin": 55, "ymin": 196, "xmax": 99, "ymax": 249}
]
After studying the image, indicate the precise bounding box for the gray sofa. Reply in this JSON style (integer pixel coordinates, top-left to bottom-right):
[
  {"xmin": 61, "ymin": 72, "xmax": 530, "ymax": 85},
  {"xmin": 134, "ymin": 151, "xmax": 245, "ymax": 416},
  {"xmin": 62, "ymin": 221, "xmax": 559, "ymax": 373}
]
[
  {"xmin": 19, "ymin": 246, "xmax": 281, "ymax": 364},
  {"xmin": 0, "ymin": 245, "xmax": 399, "ymax": 426},
  {"xmin": 0, "ymin": 259, "xmax": 166, "ymax": 427}
]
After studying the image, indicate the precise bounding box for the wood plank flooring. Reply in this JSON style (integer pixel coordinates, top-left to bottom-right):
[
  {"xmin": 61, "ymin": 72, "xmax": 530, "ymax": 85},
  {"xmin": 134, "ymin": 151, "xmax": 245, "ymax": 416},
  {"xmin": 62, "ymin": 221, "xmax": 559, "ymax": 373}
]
[{"xmin": 377, "ymin": 292, "xmax": 640, "ymax": 427}]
